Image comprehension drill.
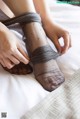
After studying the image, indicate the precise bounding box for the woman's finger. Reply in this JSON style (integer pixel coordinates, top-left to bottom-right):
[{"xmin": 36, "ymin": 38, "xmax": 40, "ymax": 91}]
[
  {"xmin": 13, "ymin": 48, "xmax": 29, "ymax": 64},
  {"xmin": 69, "ymin": 35, "xmax": 72, "ymax": 48},
  {"xmin": 18, "ymin": 44, "xmax": 30, "ymax": 60},
  {"xmin": 2, "ymin": 58, "xmax": 15, "ymax": 69},
  {"xmin": 8, "ymin": 55, "xmax": 20, "ymax": 65},
  {"xmin": 0, "ymin": 59, "xmax": 6, "ymax": 67},
  {"xmin": 53, "ymin": 37, "xmax": 62, "ymax": 53},
  {"xmin": 62, "ymin": 32, "xmax": 70, "ymax": 54}
]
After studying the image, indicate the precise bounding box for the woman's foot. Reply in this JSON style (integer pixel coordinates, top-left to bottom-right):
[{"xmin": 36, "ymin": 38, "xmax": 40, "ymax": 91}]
[{"xmin": 23, "ymin": 13, "xmax": 65, "ymax": 92}]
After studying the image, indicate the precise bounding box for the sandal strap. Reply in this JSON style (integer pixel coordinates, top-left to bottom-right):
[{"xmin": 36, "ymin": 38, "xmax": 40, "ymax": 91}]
[{"xmin": 2, "ymin": 12, "xmax": 41, "ymax": 26}]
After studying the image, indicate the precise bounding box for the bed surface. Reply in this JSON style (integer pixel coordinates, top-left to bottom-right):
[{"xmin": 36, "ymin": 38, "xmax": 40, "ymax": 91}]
[
  {"xmin": 0, "ymin": 0, "xmax": 80, "ymax": 119},
  {"xmin": 22, "ymin": 69, "xmax": 80, "ymax": 119}
]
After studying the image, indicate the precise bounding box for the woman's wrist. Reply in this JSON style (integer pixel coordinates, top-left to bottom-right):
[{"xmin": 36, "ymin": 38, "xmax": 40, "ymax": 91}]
[{"xmin": 41, "ymin": 15, "xmax": 54, "ymax": 29}]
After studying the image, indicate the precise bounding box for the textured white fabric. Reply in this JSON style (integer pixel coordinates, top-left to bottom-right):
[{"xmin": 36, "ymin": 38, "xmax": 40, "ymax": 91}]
[
  {"xmin": 22, "ymin": 69, "xmax": 80, "ymax": 119},
  {"xmin": 0, "ymin": 1, "xmax": 80, "ymax": 119}
]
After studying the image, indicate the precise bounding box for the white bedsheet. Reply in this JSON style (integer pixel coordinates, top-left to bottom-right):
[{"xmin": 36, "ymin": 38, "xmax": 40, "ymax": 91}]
[
  {"xmin": 22, "ymin": 69, "xmax": 80, "ymax": 119},
  {"xmin": 0, "ymin": 1, "xmax": 80, "ymax": 119}
]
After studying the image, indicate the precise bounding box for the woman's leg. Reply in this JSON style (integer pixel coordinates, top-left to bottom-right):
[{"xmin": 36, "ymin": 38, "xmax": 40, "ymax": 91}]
[
  {"xmin": 3, "ymin": 0, "xmax": 36, "ymax": 15},
  {"xmin": 4, "ymin": 0, "xmax": 65, "ymax": 91}
]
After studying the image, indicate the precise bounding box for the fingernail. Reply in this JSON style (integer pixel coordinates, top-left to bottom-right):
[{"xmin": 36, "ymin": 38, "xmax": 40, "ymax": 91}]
[{"xmin": 25, "ymin": 60, "xmax": 29, "ymax": 64}]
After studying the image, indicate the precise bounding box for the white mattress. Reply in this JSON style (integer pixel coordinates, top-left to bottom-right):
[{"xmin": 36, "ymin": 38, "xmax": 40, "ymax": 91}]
[{"xmin": 0, "ymin": 1, "xmax": 80, "ymax": 119}]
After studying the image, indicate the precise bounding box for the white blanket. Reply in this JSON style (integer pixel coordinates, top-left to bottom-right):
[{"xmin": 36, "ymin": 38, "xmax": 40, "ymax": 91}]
[
  {"xmin": 22, "ymin": 69, "xmax": 80, "ymax": 119},
  {"xmin": 0, "ymin": 1, "xmax": 80, "ymax": 119}
]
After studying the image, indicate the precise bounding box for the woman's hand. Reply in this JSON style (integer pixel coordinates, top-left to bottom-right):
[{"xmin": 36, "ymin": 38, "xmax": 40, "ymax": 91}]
[
  {"xmin": 43, "ymin": 19, "xmax": 71, "ymax": 54},
  {"xmin": 0, "ymin": 22, "xmax": 29, "ymax": 69},
  {"xmin": 33, "ymin": 0, "xmax": 71, "ymax": 54}
]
